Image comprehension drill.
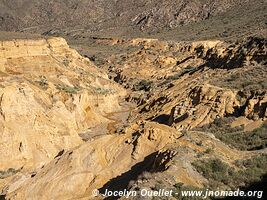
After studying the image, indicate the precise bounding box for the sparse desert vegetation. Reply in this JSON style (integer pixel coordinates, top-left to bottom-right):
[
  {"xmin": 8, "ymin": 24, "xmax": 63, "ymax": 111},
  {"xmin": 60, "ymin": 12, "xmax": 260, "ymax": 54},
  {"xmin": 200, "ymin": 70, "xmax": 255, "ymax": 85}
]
[
  {"xmin": 0, "ymin": 0, "xmax": 266, "ymax": 199},
  {"xmin": 0, "ymin": 168, "xmax": 20, "ymax": 179},
  {"xmin": 197, "ymin": 118, "xmax": 267, "ymax": 151},
  {"xmin": 56, "ymin": 84, "xmax": 81, "ymax": 94},
  {"xmin": 211, "ymin": 65, "xmax": 267, "ymax": 91},
  {"xmin": 193, "ymin": 155, "xmax": 267, "ymax": 190}
]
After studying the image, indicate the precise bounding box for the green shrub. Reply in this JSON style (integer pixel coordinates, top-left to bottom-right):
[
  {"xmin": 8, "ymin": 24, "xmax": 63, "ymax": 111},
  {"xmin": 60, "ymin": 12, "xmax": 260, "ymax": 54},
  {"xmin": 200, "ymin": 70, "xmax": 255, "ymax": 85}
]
[
  {"xmin": 56, "ymin": 84, "xmax": 81, "ymax": 94},
  {"xmin": 193, "ymin": 159, "xmax": 231, "ymax": 182},
  {"xmin": 133, "ymin": 80, "xmax": 154, "ymax": 91},
  {"xmin": 94, "ymin": 87, "xmax": 116, "ymax": 95},
  {"xmin": 173, "ymin": 182, "xmax": 206, "ymax": 200},
  {"xmin": 211, "ymin": 65, "xmax": 267, "ymax": 91},
  {"xmin": 195, "ymin": 118, "xmax": 267, "ymax": 151},
  {"xmin": 204, "ymin": 148, "xmax": 214, "ymax": 154},
  {"xmin": 35, "ymin": 76, "xmax": 48, "ymax": 90},
  {"xmin": 0, "ymin": 168, "xmax": 20, "ymax": 179},
  {"xmin": 62, "ymin": 59, "xmax": 70, "ymax": 66},
  {"xmin": 192, "ymin": 155, "xmax": 267, "ymax": 189}
]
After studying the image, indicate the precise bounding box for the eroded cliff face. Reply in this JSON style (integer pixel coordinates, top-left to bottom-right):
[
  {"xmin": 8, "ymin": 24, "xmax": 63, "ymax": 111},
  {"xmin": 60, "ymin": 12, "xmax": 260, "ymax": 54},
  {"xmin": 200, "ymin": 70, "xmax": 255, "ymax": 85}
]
[
  {"xmin": 3, "ymin": 121, "xmax": 180, "ymax": 200},
  {"xmin": 0, "ymin": 35, "xmax": 266, "ymax": 200},
  {"xmin": 0, "ymin": 37, "xmax": 126, "ymax": 171},
  {"xmin": 102, "ymin": 37, "xmax": 267, "ymax": 130}
]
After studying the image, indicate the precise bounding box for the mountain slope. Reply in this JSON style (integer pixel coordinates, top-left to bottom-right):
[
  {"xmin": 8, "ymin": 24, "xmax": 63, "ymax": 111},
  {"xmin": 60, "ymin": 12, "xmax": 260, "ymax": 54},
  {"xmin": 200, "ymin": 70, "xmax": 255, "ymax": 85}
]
[{"xmin": 0, "ymin": 0, "xmax": 253, "ymax": 35}]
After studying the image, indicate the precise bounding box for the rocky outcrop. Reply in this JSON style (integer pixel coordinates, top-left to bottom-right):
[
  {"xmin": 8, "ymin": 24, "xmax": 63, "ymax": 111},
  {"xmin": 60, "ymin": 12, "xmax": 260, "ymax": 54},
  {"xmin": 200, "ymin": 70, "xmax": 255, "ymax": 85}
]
[
  {"xmin": 168, "ymin": 85, "xmax": 267, "ymax": 130},
  {"xmin": 123, "ymin": 130, "xmax": 257, "ymax": 199},
  {"xmin": 101, "ymin": 37, "xmax": 266, "ymax": 131},
  {"xmin": 0, "ymin": 37, "xmax": 125, "ymax": 172},
  {"xmin": 168, "ymin": 85, "xmax": 238, "ymax": 129},
  {"xmin": 2, "ymin": 121, "xmax": 180, "ymax": 200},
  {"xmin": 0, "ymin": 33, "xmax": 266, "ymax": 200}
]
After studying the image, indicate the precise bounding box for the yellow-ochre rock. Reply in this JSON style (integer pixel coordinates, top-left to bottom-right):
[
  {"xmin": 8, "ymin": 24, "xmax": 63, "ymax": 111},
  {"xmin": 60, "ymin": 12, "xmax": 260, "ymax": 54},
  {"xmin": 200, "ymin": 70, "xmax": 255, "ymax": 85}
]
[
  {"xmin": 3, "ymin": 121, "xmax": 180, "ymax": 200},
  {"xmin": 0, "ymin": 37, "xmax": 126, "ymax": 171}
]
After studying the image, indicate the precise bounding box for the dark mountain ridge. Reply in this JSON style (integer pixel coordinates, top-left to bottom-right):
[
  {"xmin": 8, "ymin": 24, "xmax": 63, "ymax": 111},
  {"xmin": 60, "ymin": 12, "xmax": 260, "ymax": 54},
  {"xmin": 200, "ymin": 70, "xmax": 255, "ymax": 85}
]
[{"xmin": 0, "ymin": 0, "xmax": 253, "ymax": 35}]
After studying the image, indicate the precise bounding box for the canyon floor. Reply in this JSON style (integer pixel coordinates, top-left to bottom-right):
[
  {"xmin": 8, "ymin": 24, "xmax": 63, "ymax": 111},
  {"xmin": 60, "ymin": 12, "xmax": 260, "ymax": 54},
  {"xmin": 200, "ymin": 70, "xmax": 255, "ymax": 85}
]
[{"xmin": 0, "ymin": 1, "xmax": 266, "ymax": 199}]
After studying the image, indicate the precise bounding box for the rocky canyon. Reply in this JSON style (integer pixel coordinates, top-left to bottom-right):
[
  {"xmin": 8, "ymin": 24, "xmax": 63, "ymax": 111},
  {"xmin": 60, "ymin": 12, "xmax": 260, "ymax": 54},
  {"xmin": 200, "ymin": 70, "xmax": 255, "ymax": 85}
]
[{"xmin": 0, "ymin": 0, "xmax": 266, "ymax": 200}]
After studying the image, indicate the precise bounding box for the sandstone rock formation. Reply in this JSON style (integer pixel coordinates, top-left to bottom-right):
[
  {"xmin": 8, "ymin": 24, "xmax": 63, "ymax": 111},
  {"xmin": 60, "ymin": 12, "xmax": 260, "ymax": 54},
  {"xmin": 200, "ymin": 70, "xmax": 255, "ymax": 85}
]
[
  {"xmin": 126, "ymin": 130, "xmax": 260, "ymax": 198},
  {"xmin": 0, "ymin": 33, "xmax": 266, "ymax": 200},
  {"xmin": 2, "ymin": 121, "xmax": 180, "ymax": 200},
  {"xmin": 0, "ymin": 37, "xmax": 125, "ymax": 173},
  {"xmin": 102, "ymin": 37, "xmax": 266, "ymax": 130}
]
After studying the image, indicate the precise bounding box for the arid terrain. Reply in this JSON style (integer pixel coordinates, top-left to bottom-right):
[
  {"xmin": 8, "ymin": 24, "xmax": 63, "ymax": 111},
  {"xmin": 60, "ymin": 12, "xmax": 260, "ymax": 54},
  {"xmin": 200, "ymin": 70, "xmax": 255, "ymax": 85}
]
[{"xmin": 0, "ymin": 0, "xmax": 266, "ymax": 200}]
